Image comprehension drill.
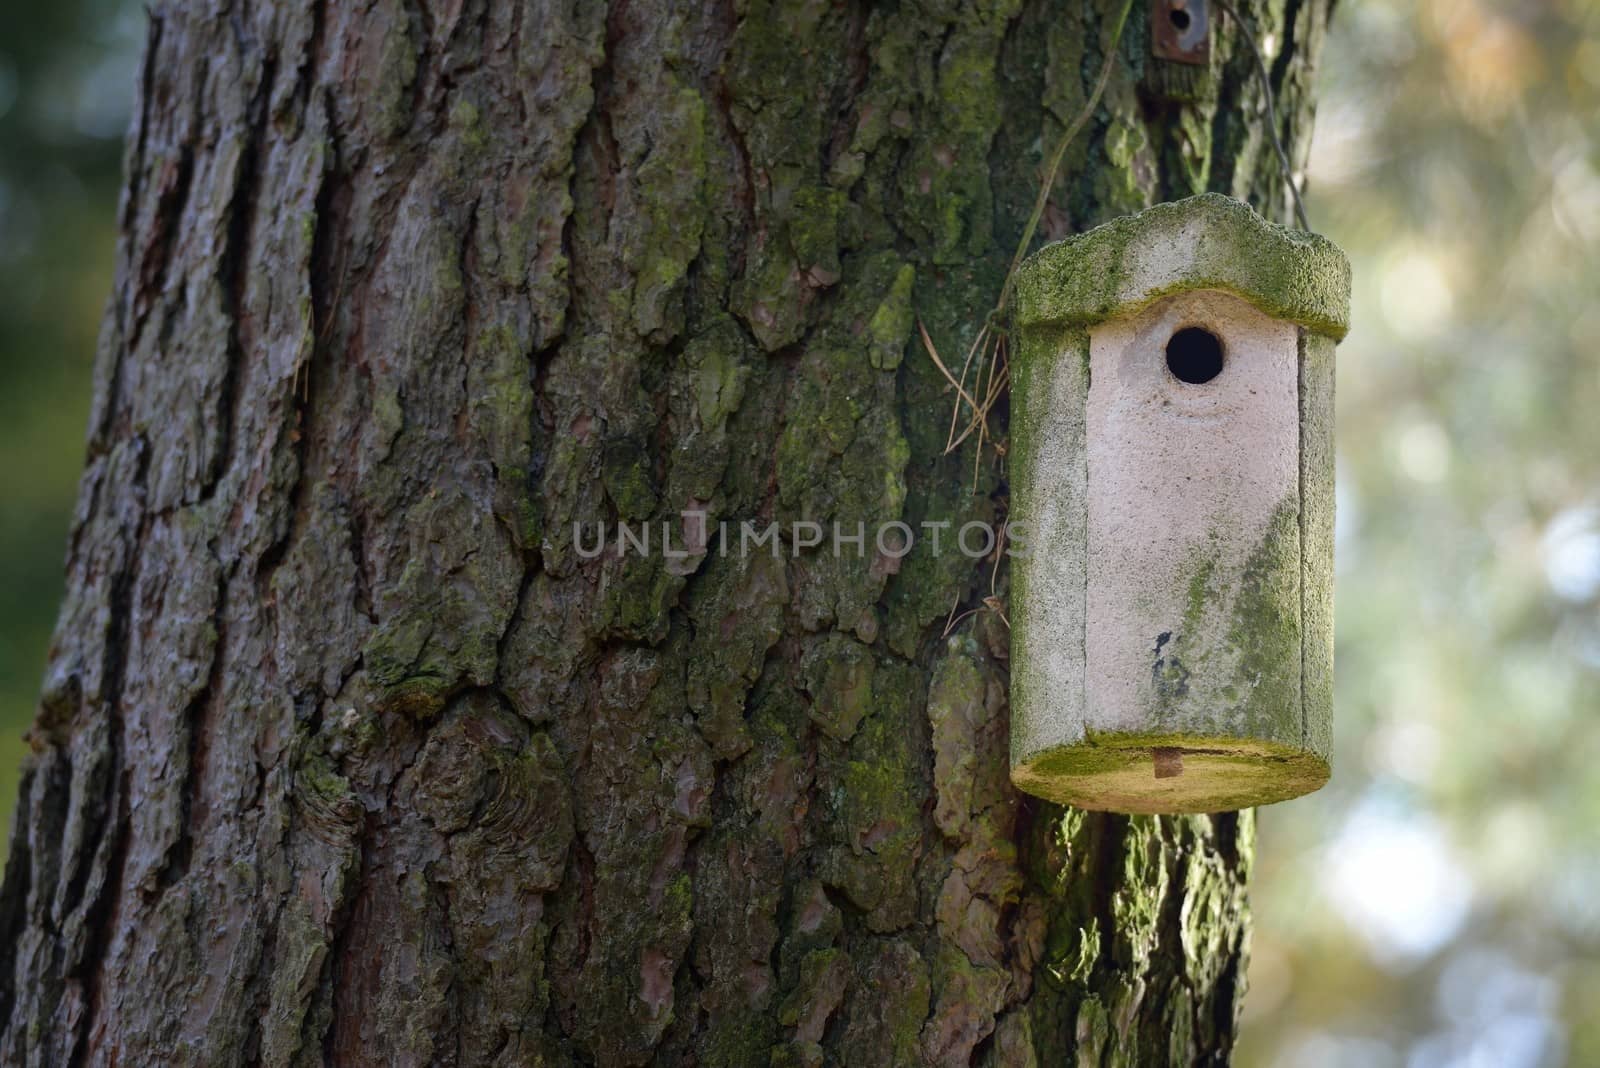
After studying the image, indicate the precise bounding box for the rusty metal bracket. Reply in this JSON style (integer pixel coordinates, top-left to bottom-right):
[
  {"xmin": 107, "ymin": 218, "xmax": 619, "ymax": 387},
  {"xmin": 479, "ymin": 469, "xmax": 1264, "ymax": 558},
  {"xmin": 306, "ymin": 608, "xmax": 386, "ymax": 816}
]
[{"xmin": 1151, "ymin": 0, "xmax": 1210, "ymax": 65}]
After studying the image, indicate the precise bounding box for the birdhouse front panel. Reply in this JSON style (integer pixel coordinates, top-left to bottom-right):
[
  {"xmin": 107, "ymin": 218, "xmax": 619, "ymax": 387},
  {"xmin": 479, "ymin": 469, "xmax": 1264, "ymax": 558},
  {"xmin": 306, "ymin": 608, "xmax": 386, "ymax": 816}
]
[
  {"xmin": 1085, "ymin": 289, "xmax": 1302, "ymax": 745},
  {"xmin": 1008, "ymin": 194, "xmax": 1351, "ymax": 814}
]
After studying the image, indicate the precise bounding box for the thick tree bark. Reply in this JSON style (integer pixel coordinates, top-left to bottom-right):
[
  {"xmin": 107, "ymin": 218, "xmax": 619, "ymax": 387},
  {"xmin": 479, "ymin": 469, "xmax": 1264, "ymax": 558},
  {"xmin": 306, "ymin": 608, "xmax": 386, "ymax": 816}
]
[{"xmin": 0, "ymin": 0, "xmax": 1331, "ymax": 1064}]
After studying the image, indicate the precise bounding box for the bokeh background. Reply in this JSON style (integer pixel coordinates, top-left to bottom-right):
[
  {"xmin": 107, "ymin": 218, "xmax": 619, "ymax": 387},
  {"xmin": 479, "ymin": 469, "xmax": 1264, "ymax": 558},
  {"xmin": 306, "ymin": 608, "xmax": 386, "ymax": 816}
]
[{"xmin": 0, "ymin": 2, "xmax": 1595, "ymax": 1064}]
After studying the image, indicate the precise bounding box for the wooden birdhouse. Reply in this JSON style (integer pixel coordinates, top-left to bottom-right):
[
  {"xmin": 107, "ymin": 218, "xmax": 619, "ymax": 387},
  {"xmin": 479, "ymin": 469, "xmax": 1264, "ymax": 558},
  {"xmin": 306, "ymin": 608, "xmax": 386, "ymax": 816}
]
[{"xmin": 1007, "ymin": 193, "xmax": 1351, "ymax": 813}]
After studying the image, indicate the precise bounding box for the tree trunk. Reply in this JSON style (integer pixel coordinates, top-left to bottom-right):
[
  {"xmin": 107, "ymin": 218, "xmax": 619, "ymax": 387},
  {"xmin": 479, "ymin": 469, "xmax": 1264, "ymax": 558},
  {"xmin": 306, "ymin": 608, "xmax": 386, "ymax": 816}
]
[{"xmin": 0, "ymin": 0, "xmax": 1331, "ymax": 1064}]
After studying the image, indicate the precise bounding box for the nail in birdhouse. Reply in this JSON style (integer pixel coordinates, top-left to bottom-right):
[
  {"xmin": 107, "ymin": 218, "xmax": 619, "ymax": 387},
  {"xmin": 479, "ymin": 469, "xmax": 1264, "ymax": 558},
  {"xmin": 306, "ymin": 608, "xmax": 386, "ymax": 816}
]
[{"xmin": 1007, "ymin": 193, "xmax": 1350, "ymax": 813}]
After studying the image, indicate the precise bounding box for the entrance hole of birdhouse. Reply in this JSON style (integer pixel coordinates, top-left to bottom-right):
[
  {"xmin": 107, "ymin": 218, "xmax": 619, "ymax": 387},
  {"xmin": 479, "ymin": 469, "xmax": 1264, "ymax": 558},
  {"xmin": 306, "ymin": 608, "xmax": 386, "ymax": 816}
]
[{"xmin": 1165, "ymin": 326, "xmax": 1224, "ymax": 384}]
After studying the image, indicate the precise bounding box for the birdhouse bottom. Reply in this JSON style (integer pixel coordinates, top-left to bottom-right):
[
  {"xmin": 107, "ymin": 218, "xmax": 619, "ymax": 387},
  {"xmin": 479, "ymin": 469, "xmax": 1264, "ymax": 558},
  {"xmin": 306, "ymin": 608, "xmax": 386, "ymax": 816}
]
[{"xmin": 1010, "ymin": 734, "xmax": 1330, "ymax": 815}]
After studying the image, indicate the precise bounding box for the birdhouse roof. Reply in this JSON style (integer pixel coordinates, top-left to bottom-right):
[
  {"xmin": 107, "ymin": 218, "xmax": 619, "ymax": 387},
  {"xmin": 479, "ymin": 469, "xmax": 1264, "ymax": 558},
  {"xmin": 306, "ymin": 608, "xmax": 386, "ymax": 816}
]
[{"xmin": 1013, "ymin": 193, "xmax": 1351, "ymax": 341}]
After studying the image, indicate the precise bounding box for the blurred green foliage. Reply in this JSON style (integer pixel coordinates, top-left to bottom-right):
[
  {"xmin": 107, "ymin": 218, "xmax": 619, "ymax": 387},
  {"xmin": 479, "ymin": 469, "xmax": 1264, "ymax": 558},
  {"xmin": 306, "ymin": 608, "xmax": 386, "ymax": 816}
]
[
  {"xmin": 1239, "ymin": 1, "xmax": 1600, "ymax": 1065},
  {"xmin": 1, "ymin": 1, "xmax": 1597, "ymax": 1064}
]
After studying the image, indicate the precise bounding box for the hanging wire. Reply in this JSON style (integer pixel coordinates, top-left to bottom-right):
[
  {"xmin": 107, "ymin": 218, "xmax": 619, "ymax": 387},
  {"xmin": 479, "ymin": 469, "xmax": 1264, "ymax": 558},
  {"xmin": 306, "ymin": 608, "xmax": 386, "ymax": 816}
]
[{"xmin": 1213, "ymin": 0, "xmax": 1311, "ymax": 230}]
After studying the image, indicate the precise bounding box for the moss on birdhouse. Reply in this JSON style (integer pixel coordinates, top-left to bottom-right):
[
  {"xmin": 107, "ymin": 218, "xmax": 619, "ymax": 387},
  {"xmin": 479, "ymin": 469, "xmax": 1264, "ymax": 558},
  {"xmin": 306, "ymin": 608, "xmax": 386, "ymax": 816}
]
[{"xmin": 1012, "ymin": 192, "xmax": 1351, "ymax": 342}]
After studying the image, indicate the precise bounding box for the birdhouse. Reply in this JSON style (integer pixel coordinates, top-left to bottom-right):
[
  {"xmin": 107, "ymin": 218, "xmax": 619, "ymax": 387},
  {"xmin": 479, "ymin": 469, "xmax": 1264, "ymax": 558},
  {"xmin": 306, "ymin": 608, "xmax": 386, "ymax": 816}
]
[{"xmin": 1007, "ymin": 193, "xmax": 1351, "ymax": 814}]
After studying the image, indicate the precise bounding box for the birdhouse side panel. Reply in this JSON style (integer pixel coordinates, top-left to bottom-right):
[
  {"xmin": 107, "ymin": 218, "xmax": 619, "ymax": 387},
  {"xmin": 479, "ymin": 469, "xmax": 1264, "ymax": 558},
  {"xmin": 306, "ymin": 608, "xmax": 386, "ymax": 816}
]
[
  {"xmin": 1008, "ymin": 324, "xmax": 1091, "ymax": 768},
  {"xmin": 1299, "ymin": 330, "xmax": 1337, "ymax": 758}
]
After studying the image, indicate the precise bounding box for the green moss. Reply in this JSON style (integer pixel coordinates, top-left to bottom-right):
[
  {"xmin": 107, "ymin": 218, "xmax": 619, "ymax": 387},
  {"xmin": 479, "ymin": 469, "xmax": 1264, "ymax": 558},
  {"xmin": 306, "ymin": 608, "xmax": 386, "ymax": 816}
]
[
  {"xmin": 294, "ymin": 746, "xmax": 354, "ymax": 809},
  {"xmin": 1225, "ymin": 499, "xmax": 1306, "ymax": 745},
  {"xmin": 595, "ymin": 553, "xmax": 683, "ymax": 644},
  {"xmin": 370, "ymin": 673, "xmax": 451, "ymax": 721},
  {"xmin": 360, "ymin": 488, "xmax": 520, "ymax": 714},
  {"xmin": 878, "ymin": 258, "xmax": 1008, "ymax": 654},
  {"xmin": 1178, "ymin": 840, "xmax": 1239, "ymax": 992},
  {"xmin": 685, "ymin": 549, "xmax": 787, "ymax": 760},
  {"xmin": 693, "ymin": 335, "xmax": 751, "ymax": 433},
  {"xmin": 772, "ymin": 285, "xmax": 910, "ymax": 537},
  {"xmin": 927, "ymin": 634, "xmax": 986, "ymax": 837},
  {"xmin": 1092, "ymin": 115, "xmax": 1152, "ymax": 221},
  {"xmin": 1299, "ymin": 332, "xmax": 1337, "ymax": 756},
  {"xmin": 788, "ymin": 185, "xmax": 847, "ymax": 278},
  {"xmin": 448, "ymin": 97, "xmax": 487, "ymax": 153},
  {"xmin": 1075, "ymin": 997, "xmax": 1112, "ymax": 1066},
  {"xmin": 468, "ymin": 323, "xmax": 538, "ymax": 544},
  {"xmin": 631, "ymin": 85, "xmax": 709, "ymax": 339},
  {"xmin": 1112, "ymin": 815, "xmax": 1168, "ymax": 970},
  {"xmin": 867, "ymin": 263, "xmax": 916, "ymax": 370},
  {"xmin": 877, "ymin": 951, "xmax": 930, "ymax": 1062},
  {"xmin": 601, "ymin": 435, "xmax": 660, "ymax": 520},
  {"xmin": 1002, "ymin": 323, "xmax": 1084, "ymax": 482},
  {"xmin": 493, "ymin": 464, "xmax": 541, "ymax": 549},
  {"xmin": 363, "ymin": 607, "xmax": 431, "ymax": 689},
  {"xmin": 1043, "ymin": 924, "xmax": 1100, "ymax": 988},
  {"xmin": 924, "ymin": 944, "xmax": 1009, "ymax": 1064},
  {"xmin": 371, "ymin": 383, "xmax": 403, "ymax": 458},
  {"xmin": 777, "ymin": 949, "xmax": 846, "ymax": 1027},
  {"xmin": 816, "ymin": 664, "xmax": 923, "ymax": 929},
  {"xmin": 802, "ymin": 635, "xmax": 875, "ymax": 743},
  {"xmin": 1011, "ymin": 193, "xmax": 1351, "ymax": 340}
]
